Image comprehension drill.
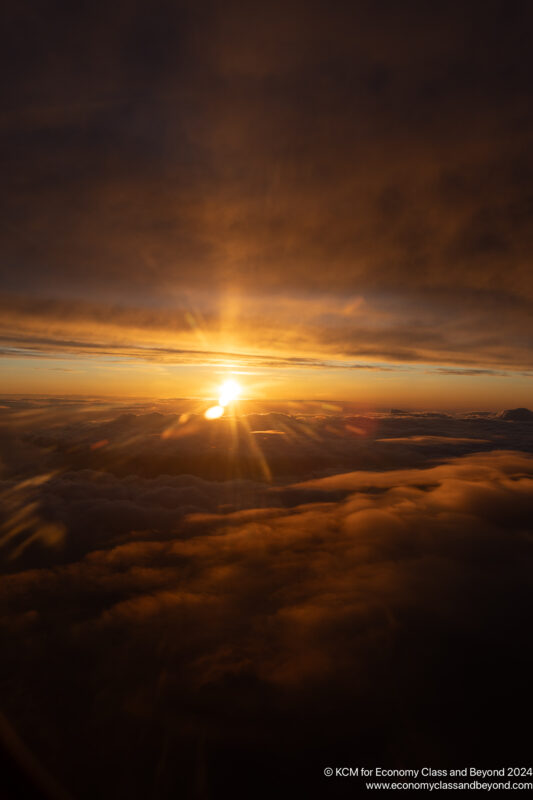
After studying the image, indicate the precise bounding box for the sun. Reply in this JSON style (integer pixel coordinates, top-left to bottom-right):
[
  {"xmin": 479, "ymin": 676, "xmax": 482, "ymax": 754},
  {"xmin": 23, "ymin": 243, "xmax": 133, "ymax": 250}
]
[
  {"xmin": 204, "ymin": 378, "xmax": 242, "ymax": 420},
  {"xmin": 218, "ymin": 379, "xmax": 241, "ymax": 407}
]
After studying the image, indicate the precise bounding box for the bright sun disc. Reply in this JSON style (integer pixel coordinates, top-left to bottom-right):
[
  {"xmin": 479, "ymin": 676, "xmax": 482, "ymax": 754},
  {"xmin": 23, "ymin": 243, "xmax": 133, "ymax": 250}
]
[
  {"xmin": 204, "ymin": 379, "xmax": 242, "ymax": 420},
  {"xmin": 218, "ymin": 379, "xmax": 241, "ymax": 407}
]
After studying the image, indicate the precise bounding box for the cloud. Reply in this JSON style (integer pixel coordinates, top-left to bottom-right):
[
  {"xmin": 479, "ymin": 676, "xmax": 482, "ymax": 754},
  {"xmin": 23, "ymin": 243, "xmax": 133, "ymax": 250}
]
[
  {"xmin": 2, "ymin": 1, "xmax": 533, "ymax": 790},
  {"xmin": 2, "ymin": 400, "xmax": 533, "ymax": 497},
  {"xmin": 499, "ymin": 407, "xmax": 533, "ymax": 421},
  {"xmin": 1, "ymin": 424, "xmax": 533, "ymax": 796},
  {"xmin": 1, "ymin": 2, "xmax": 532, "ymax": 371}
]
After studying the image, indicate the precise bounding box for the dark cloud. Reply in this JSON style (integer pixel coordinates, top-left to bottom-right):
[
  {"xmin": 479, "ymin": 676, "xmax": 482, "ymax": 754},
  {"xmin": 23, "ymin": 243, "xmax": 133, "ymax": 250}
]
[
  {"xmin": 1, "ymin": 439, "xmax": 533, "ymax": 798},
  {"xmin": 1, "ymin": 1, "xmax": 532, "ymax": 368},
  {"xmin": 1, "ymin": 402, "xmax": 533, "ymax": 796},
  {"xmin": 2, "ymin": 401, "xmax": 533, "ymax": 496},
  {"xmin": 499, "ymin": 407, "xmax": 533, "ymax": 421}
]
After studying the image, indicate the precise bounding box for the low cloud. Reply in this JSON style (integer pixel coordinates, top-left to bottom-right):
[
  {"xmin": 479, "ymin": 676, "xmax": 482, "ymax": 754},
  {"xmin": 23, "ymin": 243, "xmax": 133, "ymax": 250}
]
[{"xmin": 1, "ymin": 408, "xmax": 533, "ymax": 797}]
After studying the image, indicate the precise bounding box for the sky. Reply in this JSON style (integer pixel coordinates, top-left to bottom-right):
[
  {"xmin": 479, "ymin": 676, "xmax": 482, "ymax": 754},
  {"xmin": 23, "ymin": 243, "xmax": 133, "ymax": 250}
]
[
  {"xmin": 1, "ymin": 0, "xmax": 532, "ymax": 407},
  {"xmin": 1, "ymin": 4, "xmax": 533, "ymax": 800}
]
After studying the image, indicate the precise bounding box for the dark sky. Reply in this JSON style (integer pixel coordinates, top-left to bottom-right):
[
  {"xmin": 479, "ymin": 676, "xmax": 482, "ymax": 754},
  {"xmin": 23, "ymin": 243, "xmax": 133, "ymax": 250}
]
[{"xmin": 1, "ymin": 0, "xmax": 532, "ymax": 393}]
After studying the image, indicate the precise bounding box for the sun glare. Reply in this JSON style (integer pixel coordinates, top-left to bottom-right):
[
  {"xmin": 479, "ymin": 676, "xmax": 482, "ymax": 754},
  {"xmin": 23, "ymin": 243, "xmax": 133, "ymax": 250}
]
[
  {"xmin": 204, "ymin": 378, "xmax": 242, "ymax": 420},
  {"xmin": 218, "ymin": 379, "xmax": 241, "ymax": 407}
]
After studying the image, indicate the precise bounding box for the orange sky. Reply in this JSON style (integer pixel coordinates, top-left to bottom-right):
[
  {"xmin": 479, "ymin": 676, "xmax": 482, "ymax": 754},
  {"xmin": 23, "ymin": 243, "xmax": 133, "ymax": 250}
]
[{"xmin": 1, "ymin": 1, "xmax": 531, "ymax": 409}]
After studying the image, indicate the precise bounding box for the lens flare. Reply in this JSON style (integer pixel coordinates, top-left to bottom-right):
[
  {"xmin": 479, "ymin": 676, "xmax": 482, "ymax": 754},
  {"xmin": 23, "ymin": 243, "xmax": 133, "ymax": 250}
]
[{"xmin": 204, "ymin": 405, "xmax": 224, "ymax": 420}]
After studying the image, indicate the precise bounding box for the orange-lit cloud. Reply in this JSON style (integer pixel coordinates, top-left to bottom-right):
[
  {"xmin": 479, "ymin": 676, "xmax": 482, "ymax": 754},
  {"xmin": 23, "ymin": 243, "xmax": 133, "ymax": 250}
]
[{"xmin": 1, "ymin": 444, "xmax": 533, "ymax": 795}]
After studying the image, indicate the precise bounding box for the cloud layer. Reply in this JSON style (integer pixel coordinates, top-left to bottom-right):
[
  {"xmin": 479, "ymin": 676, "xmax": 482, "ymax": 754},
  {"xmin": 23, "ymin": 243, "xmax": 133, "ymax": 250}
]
[
  {"xmin": 1, "ymin": 401, "xmax": 533, "ymax": 797},
  {"xmin": 1, "ymin": 1, "xmax": 532, "ymax": 371}
]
